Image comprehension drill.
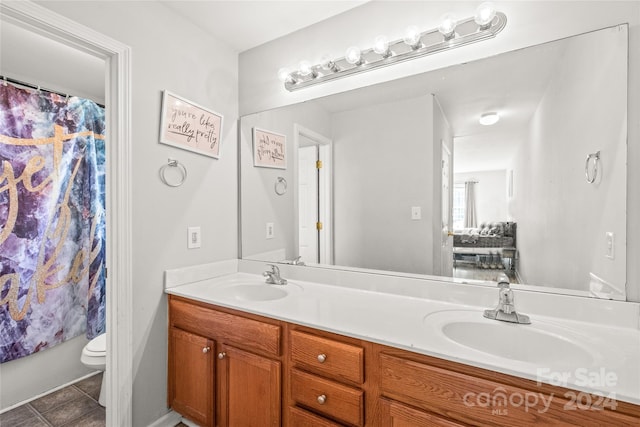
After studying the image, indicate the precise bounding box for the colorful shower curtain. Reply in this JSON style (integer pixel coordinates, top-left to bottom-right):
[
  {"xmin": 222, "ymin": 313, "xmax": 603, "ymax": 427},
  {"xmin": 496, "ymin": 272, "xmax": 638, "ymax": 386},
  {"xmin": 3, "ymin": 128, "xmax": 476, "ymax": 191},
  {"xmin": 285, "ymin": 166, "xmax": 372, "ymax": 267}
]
[{"xmin": 0, "ymin": 83, "xmax": 106, "ymax": 363}]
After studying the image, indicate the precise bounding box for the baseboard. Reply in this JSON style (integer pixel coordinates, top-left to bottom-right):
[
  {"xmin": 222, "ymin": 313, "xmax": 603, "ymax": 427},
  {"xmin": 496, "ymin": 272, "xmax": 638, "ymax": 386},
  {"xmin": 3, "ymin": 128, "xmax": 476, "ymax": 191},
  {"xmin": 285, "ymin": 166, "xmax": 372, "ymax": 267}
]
[
  {"xmin": 0, "ymin": 371, "xmax": 101, "ymax": 414},
  {"xmin": 147, "ymin": 410, "xmax": 183, "ymax": 427}
]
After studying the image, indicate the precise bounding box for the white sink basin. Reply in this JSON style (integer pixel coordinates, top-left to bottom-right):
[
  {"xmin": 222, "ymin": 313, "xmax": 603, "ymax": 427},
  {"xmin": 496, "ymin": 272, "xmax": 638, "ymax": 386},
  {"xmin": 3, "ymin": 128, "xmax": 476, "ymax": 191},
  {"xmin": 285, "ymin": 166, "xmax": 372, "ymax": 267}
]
[
  {"xmin": 424, "ymin": 310, "xmax": 596, "ymax": 368},
  {"xmin": 214, "ymin": 281, "xmax": 303, "ymax": 302}
]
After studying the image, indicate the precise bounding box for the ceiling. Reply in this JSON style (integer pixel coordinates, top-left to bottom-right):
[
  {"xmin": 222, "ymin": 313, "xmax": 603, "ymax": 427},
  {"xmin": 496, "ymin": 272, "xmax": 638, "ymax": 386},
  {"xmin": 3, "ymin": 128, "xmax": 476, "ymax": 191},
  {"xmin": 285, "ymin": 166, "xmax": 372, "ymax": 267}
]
[{"xmin": 160, "ymin": 1, "xmax": 367, "ymax": 52}]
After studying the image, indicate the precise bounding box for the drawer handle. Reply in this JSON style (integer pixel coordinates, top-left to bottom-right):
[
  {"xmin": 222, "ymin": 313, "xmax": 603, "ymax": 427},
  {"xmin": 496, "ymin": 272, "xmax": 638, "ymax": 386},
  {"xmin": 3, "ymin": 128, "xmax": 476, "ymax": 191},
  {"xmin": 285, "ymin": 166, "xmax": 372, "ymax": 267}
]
[
  {"xmin": 202, "ymin": 346, "xmax": 210, "ymax": 354},
  {"xmin": 218, "ymin": 352, "xmax": 226, "ymax": 359},
  {"xmin": 317, "ymin": 353, "xmax": 327, "ymax": 363},
  {"xmin": 317, "ymin": 394, "xmax": 326, "ymax": 405}
]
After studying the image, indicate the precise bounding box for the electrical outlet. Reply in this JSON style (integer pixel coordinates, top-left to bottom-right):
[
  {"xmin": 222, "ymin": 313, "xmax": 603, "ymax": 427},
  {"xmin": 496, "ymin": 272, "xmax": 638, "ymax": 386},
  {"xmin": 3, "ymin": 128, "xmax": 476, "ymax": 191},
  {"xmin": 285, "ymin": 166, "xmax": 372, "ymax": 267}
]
[
  {"xmin": 188, "ymin": 226, "xmax": 201, "ymax": 249},
  {"xmin": 266, "ymin": 222, "xmax": 274, "ymax": 239},
  {"xmin": 411, "ymin": 206, "xmax": 422, "ymax": 220},
  {"xmin": 605, "ymin": 232, "xmax": 614, "ymax": 259}
]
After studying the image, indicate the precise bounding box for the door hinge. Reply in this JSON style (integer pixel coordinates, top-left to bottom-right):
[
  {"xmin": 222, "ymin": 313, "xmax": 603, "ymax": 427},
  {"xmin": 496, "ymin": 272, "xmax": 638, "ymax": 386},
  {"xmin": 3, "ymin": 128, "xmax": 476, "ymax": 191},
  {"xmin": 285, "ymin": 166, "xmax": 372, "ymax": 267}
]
[
  {"xmin": 316, "ymin": 160, "xmax": 323, "ymax": 169},
  {"xmin": 316, "ymin": 222, "xmax": 323, "ymax": 231},
  {"xmin": 105, "ymin": 268, "xmax": 108, "ymax": 279}
]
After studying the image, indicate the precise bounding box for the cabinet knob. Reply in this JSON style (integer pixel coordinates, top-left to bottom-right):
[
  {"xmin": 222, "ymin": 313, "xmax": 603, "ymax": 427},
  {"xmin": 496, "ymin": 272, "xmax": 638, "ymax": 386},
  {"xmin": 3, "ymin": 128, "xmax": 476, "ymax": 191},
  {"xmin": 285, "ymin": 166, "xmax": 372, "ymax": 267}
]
[
  {"xmin": 218, "ymin": 352, "xmax": 226, "ymax": 359},
  {"xmin": 317, "ymin": 353, "xmax": 327, "ymax": 363},
  {"xmin": 202, "ymin": 346, "xmax": 210, "ymax": 354},
  {"xmin": 317, "ymin": 394, "xmax": 326, "ymax": 405}
]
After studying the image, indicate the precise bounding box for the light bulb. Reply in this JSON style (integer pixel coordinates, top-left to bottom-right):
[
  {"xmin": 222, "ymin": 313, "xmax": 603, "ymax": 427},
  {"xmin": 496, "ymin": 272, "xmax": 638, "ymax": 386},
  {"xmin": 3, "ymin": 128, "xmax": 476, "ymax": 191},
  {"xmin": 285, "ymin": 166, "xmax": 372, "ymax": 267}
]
[
  {"xmin": 438, "ymin": 13, "xmax": 457, "ymax": 38},
  {"xmin": 320, "ymin": 54, "xmax": 339, "ymax": 72},
  {"xmin": 277, "ymin": 67, "xmax": 293, "ymax": 83},
  {"xmin": 345, "ymin": 46, "xmax": 362, "ymax": 65},
  {"xmin": 299, "ymin": 60, "xmax": 316, "ymax": 77},
  {"xmin": 373, "ymin": 35, "xmax": 391, "ymax": 57},
  {"xmin": 403, "ymin": 25, "xmax": 422, "ymax": 49},
  {"xmin": 479, "ymin": 112, "xmax": 500, "ymax": 126},
  {"xmin": 475, "ymin": 2, "xmax": 497, "ymax": 28}
]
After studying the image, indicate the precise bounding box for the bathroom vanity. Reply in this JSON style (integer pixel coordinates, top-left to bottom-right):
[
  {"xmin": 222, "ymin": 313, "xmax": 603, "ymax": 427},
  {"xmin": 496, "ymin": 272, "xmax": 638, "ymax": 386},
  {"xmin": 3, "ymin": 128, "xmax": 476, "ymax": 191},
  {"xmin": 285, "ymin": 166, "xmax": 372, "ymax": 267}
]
[{"xmin": 165, "ymin": 265, "xmax": 640, "ymax": 427}]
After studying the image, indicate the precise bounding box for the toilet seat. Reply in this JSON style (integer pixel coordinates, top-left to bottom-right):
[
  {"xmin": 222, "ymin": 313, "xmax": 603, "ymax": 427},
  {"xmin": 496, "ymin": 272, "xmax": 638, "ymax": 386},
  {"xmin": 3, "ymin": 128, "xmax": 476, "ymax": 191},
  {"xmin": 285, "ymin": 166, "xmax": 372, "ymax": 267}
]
[{"xmin": 83, "ymin": 333, "xmax": 106, "ymax": 356}]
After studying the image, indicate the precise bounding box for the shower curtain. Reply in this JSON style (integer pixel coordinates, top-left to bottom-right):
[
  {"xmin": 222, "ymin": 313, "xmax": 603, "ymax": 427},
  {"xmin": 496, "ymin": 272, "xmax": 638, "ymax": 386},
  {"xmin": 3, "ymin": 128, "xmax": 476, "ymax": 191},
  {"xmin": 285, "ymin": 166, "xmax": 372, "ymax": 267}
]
[{"xmin": 0, "ymin": 83, "xmax": 106, "ymax": 363}]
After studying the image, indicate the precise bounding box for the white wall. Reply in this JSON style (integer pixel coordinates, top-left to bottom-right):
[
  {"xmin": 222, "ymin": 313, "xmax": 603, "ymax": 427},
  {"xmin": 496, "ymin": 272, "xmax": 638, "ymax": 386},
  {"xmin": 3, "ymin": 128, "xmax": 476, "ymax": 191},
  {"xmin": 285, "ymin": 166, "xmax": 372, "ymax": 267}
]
[
  {"xmin": 0, "ymin": 22, "xmax": 100, "ymax": 411},
  {"xmin": 332, "ymin": 94, "xmax": 435, "ymax": 274},
  {"xmin": 240, "ymin": 102, "xmax": 332, "ymax": 260},
  {"xmin": 239, "ymin": 1, "xmax": 640, "ymax": 302},
  {"xmin": 34, "ymin": 2, "xmax": 239, "ymax": 425},
  {"xmin": 455, "ymin": 170, "xmax": 508, "ymax": 226},
  {"xmin": 509, "ymin": 26, "xmax": 626, "ymax": 292}
]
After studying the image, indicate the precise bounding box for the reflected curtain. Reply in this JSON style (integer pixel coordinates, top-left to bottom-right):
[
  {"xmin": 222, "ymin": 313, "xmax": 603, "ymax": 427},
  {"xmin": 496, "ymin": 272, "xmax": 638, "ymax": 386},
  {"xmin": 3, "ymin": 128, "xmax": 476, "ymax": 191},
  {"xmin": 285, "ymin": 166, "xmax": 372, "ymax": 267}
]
[
  {"xmin": 0, "ymin": 83, "xmax": 106, "ymax": 363},
  {"xmin": 464, "ymin": 181, "xmax": 477, "ymax": 228}
]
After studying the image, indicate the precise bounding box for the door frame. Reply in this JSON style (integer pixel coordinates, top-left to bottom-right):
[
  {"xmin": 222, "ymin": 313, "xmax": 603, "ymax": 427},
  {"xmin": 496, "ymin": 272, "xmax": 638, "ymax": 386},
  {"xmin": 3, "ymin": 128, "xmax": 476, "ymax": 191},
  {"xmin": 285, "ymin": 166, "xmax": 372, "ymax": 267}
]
[
  {"xmin": 293, "ymin": 124, "xmax": 333, "ymax": 265},
  {"xmin": 0, "ymin": 2, "xmax": 133, "ymax": 425}
]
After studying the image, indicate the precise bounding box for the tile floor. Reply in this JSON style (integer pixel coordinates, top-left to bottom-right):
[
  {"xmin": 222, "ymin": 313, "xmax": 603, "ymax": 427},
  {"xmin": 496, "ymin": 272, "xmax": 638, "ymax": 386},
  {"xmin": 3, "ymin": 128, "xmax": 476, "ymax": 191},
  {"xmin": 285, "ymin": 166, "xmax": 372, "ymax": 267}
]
[{"xmin": 0, "ymin": 373, "xmax": 104, "ymax": 427}]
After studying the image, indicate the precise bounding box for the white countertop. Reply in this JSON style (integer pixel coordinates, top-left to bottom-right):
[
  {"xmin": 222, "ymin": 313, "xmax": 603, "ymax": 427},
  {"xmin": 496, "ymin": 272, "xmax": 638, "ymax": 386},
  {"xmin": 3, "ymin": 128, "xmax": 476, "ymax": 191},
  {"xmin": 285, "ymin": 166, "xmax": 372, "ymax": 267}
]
[{"xmin": 165, "ymin": 262, "xmax": 640, "ymax": 406}]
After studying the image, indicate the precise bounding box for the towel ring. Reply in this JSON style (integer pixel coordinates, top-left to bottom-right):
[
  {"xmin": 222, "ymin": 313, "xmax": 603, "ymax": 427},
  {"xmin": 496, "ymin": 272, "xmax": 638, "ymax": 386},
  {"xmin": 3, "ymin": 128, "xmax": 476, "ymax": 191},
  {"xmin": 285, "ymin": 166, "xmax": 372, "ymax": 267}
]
[
  {"xmin": 275, "ymin": 177, "xmax": 287, "ymax": 195},
  {"xmin": 585, "ymin": 151, "xmax": 600, "ymax": 184},
  {"xmin": 160, "ymin": 159, "xmax": 187, "ymax": 187}
]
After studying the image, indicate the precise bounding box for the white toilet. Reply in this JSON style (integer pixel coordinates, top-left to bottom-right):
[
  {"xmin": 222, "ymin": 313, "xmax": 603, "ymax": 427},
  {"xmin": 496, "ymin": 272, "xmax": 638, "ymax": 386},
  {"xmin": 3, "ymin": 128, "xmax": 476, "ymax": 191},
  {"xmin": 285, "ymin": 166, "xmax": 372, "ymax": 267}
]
[{"xmin": 81, "ymin": 333, "xmax": 107, "ymax": 407}]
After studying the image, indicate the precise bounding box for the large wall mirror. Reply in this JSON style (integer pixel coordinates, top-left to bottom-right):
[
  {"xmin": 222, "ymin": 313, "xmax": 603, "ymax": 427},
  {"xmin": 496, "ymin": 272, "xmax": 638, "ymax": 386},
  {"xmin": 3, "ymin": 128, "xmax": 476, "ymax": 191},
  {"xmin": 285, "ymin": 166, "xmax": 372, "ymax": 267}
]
[{"xmin": 240, "ymin": 24, "xmax": 628, "ymax": 300}]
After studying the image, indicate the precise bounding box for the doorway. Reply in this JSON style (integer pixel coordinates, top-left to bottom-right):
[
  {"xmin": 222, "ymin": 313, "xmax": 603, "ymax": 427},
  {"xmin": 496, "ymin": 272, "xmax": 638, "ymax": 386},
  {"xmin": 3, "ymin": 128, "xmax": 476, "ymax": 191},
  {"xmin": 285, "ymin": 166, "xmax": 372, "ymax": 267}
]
[
  {"xmin": 0, "ymin": 2, "xmax": 133, "ymax": 425},
  {"xmin": 295, "ymin": 124, "xmax": 333, "ymax": 265}
]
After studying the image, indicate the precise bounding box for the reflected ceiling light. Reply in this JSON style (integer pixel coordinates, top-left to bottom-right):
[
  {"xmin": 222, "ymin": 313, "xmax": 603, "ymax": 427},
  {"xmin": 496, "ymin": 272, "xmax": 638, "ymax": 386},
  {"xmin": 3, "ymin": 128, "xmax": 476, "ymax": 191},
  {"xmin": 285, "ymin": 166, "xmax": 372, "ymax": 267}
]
[
  {"xmin": 373, "ymin": 35, "xmax": 392, "ymax": 58},
  {"xmin": 475, "ymin": 2, "xmax": 497, "ymax": 28},
  {"xmin": 345, "ymin": 46, "xmax": 363, "ymax": 65},
  {"xmin": 279, "ymin": 3, "xmax": 507, "ymax": 91},
  {"xmin": 437, "ymin": 13, "xmax": 458, "ymax": 39},
  {"xmin": 479, "ymin": 112, "xmax": 500, "ymax": 125}
]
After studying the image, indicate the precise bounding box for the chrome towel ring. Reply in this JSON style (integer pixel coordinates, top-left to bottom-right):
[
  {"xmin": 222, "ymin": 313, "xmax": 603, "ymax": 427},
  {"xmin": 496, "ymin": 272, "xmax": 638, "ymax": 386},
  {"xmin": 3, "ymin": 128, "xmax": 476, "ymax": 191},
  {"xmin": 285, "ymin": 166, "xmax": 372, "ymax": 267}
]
[
  {"xmin": 585, "ymin": 151, "xmax": 600, "ymax": 184},
  {"xmin": 160, "ymin": 159, "xmax": 187, "ymax": 187}
]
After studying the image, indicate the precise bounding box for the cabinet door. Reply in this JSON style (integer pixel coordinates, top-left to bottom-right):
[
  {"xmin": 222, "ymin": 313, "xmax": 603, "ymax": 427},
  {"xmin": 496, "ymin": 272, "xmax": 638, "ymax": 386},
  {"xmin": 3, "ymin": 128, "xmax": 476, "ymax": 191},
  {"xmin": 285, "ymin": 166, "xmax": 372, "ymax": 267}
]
[
  {"xmin": 168, "ymin": 328, "xmax": 215, "ymax": 427},
  {"xmin": 380, "ymin": 398, "xmax": 466, "ymax": 427},
  {"xmin": 217, "ymin": 344, "xmax": 281, "ymax": 427}
]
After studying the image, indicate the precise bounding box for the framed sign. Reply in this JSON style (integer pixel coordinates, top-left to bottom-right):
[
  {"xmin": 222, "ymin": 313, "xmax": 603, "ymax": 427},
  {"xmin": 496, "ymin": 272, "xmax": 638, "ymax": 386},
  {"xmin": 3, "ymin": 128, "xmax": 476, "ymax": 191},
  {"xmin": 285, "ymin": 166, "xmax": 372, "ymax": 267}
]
[
  {"xmin": 159, "ymin": 90, "xmax": 223, "ymax": 158},
  {"xmin": 253, "ymin": 128, "xmax": 287, "ymax": 169}
]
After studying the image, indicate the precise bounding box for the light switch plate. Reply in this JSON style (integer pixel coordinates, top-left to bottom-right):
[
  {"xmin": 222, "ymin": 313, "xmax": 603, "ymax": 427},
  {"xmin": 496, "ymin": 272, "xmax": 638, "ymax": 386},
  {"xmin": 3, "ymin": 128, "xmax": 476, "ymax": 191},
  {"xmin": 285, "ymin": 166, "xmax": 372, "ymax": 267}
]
[
  {"xmin": 411, "ymin": 206, "xmax": 422, "ymax": 220},
  {"xmin": 266, "ymin": 223, "xmax": 274, "ymax": 239},
  {"xmin": 188, "ymin": 226, "xmax": 201, "ymax": 249},
  {"xmin": 605, "ymin": 232, "xmax": 614, "ymax": 259}
]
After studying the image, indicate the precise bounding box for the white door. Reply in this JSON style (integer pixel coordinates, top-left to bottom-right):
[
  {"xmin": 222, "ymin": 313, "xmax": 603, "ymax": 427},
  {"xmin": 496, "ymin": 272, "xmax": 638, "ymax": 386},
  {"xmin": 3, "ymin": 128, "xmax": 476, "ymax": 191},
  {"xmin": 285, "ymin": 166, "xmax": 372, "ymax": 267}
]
[
  {"xmin": 298, "ymin": 144, "xmax": 319, "ymax": 263},
  {"xmin": 441, "ymin": 142, "xmax": 454, "ymax": 276}
]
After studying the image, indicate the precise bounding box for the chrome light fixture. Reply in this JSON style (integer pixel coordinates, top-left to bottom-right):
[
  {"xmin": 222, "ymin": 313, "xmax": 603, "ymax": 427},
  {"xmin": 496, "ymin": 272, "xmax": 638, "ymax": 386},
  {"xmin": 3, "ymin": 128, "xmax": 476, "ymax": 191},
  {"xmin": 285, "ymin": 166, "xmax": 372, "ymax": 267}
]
[{"xmin": 280, "ymin": 2, "xmax": 506, "ymax": 91}]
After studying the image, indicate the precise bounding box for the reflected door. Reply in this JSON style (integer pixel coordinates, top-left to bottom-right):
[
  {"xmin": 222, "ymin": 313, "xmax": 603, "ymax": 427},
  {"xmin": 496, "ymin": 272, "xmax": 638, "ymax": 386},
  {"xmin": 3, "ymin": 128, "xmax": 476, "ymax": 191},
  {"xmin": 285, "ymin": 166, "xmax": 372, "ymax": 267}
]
[
  {"xmin": 441, "ymin": 142, "xmax": 453, "ymax": 276},
  {"xmin": 298, "ymin": 145, "xmax": 319, "ymax": 263}
]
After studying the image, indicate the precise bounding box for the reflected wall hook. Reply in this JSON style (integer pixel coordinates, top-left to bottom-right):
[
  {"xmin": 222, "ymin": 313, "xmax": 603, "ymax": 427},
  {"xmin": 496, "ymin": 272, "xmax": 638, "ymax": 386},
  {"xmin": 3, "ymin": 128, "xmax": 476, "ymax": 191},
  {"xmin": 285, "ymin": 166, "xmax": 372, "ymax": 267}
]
[
  {"xmin": 585, "ymin": 151, "xmax": 600, "ymax": 184},
  {"xmin": 160, "ymin": 158, "xmax": 187, "ymax": 187},
  {"xmin": 275, "ymin": 176, "xmax": 287, "ymax": 195}
]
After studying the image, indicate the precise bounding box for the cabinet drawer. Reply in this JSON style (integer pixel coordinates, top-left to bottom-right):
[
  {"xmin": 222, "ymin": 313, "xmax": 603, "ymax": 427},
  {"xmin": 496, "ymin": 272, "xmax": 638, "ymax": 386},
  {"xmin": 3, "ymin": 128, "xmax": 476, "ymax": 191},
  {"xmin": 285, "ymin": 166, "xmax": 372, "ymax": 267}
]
[
  {"xmin": 380, "ymin": 353, "xmax": 639, "ymax": 426},
  {"xmin": 291, "ymin": 369, "xmax": 363, "ymax": 427},
  {"xmin": 290, "ymin": 330, "xmax": 364, "ymax": 384},
  {"xmin": 170, "ymin": 297, "xmax": 280, "ymax": 356},
  {"xmin": 289, "ymin": 406, "xmax": 345, "ymax": 427}
]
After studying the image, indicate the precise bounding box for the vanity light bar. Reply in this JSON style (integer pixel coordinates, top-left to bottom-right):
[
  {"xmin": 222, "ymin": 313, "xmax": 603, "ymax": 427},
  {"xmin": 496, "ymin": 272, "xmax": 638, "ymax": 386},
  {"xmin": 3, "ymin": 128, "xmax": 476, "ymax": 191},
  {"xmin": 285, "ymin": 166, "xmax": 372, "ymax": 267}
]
[{"xmin": 281, "ymin": 10, "xmax": 507, "ymax": 92}]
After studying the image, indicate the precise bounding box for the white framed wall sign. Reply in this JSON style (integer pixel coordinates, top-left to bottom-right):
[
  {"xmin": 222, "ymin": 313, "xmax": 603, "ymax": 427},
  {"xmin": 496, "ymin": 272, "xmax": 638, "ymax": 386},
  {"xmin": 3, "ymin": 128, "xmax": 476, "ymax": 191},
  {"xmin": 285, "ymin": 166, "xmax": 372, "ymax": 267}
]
[
  {"xmin": 159, "ymin": 90, "xmax": 223, "ymax": 158},
  {"xmin": 253, "ymin": 127, "xmax": 286, "ymax": 169}
]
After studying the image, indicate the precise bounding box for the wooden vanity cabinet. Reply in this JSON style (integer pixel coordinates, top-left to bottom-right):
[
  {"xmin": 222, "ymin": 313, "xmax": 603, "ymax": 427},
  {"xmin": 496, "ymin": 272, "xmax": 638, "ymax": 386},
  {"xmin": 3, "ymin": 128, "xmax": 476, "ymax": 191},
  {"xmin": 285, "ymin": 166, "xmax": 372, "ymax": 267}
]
[
  {"xmin": 168, "ymin": 295, "xmax": 640, "ymax": 427},
  {"xmin": 168, "ymin": 295, "xmax": 282, "ymax": 427}
]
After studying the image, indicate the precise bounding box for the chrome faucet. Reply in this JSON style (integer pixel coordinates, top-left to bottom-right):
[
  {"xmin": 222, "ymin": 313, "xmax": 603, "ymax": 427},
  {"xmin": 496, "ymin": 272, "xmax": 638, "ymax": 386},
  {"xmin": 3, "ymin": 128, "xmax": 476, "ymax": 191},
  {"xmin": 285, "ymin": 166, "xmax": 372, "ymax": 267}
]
[
  {"xmin": 483, "ymin": 276, "xmax": 531, "ymax": 324},
  {"xmin": 290, "ymin": 256, "xmax": 305, "ymax": 266},
  {"xmin": 263, "ymin": 264, "xmax": 287, "ymax": 285}
]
